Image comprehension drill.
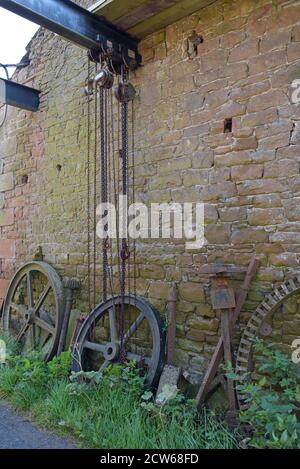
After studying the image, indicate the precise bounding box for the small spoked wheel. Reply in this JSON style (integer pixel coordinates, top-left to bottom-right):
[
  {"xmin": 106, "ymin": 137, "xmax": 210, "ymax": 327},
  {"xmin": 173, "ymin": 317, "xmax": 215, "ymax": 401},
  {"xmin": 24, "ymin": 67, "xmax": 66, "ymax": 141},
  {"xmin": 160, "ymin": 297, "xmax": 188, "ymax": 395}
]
[
  {"xmin": 2, "ymin": 262, "xmax": 64, "ymax": 360},
  {"xmin": 72, "ymin": 295, "xmax": 165, "ymax": 388}
]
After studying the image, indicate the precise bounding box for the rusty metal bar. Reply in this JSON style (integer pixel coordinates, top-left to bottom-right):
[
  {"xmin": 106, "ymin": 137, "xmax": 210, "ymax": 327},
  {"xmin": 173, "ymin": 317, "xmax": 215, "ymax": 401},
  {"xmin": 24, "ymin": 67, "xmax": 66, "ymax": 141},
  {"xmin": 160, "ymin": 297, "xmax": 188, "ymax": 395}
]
[
  {"xmin": 167, "ymin": 283, "xmax": 177, "ymax": 366},
  {"xmin": 0, "ymin": 78, "xmax": 40, "ymax": 111},
  {"xmin": 0, "ymin": 0, "xmax": 141, "ymax": 67}
]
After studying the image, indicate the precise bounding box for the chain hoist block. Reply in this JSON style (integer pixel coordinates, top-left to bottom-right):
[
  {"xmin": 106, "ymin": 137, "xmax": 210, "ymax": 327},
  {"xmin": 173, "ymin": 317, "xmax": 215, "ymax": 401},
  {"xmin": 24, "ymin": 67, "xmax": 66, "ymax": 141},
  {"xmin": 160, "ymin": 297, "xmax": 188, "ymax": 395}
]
[
  {"xmin": 115, "ymin": 82, "xmax": 137, "ymax": 103},
  {"xmin": 87, "ymin": 47, "xmax": 140, "ymax": 76},
  {"xmin": 94, "ymin": 68, "xmax": 114, "ymax": 90}
]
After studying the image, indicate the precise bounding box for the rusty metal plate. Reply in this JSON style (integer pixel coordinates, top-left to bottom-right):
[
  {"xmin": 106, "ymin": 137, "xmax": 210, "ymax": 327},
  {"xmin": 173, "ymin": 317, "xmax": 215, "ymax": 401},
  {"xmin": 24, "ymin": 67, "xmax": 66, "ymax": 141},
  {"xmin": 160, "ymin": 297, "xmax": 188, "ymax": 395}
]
[{"xmin": 211, "ymin": 277, "xmax": 236, "ymax": 310}]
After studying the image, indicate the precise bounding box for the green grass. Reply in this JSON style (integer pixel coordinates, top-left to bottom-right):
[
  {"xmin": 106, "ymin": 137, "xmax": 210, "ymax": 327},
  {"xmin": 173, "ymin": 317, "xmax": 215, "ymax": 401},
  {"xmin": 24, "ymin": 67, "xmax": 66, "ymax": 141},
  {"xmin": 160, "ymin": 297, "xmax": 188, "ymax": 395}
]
[
  {"xmin": 33, "ymin": 377, "xmax": 237, "ymax": 449},
  {"xmin": 0, "ymin": 340, "xmax": 238, "ymax": 449}
]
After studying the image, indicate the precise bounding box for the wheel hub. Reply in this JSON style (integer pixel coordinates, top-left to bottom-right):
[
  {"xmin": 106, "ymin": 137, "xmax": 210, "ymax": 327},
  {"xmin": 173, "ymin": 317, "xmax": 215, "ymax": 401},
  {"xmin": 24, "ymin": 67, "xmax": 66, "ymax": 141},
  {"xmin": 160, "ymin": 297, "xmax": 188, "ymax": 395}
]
[
  {"xmin": 103, "ymin": 342, "xmax": 119, "ymax": 361},
  {"xmin": 25, "ymin": 308, "xmax": 35, "ymax": 324}
]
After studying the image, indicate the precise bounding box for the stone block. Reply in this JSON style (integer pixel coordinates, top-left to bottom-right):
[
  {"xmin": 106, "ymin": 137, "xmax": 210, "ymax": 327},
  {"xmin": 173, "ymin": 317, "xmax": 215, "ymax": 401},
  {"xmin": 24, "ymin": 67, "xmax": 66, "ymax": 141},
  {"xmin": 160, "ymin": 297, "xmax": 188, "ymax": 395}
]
[
  {"xmin": 0, "ymin": 239, "xmax": 15, "ymax": 258},
  {"xmin": 0, "ymin": 209, "xmax": 14, "ymax": 226},
  {"xmin": 231, "ymin": 164, "xmax": 263, "ymax": 181},
  {"xmin": 248, "ymin": 208, "xmax": 284, "ymax": 226},
  {"xmin": 178, "ymin": 283, "xmax": 205, "ymax": 303},
  {"xmin": 0, "ymin": 173, "xmax": 14, "ymax": 193},
  {"xmin": 0, "ymin": 279, "xmax": 9, "ymax": 299}
]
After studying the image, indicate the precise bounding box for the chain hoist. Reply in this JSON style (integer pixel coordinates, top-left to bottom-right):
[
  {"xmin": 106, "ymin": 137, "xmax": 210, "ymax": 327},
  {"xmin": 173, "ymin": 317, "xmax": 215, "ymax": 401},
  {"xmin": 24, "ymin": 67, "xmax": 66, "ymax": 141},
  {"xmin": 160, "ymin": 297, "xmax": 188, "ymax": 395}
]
[
  {"xmin": 86, "ymin": 58, "xmax": 92, "ymax": 312},
  {"xmin": 85, "ymin": 54, "xmax": 136, "ymax": 356},
  {"xmin": 74, "ymin": 54, "xmax": 165, "ymax": 386}
]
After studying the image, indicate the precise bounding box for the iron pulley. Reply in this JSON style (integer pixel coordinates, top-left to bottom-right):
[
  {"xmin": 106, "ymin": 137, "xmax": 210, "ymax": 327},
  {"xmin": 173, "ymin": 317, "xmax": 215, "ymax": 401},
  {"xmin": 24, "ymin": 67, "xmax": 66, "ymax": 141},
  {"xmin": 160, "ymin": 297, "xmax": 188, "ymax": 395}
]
[
  {"xmin": 115, "ymin": 82, "xmax": 137, "ymax": 103},
  {"xmin": 94, "ymin": 68, "xmax": 114, "ymax": 90}
]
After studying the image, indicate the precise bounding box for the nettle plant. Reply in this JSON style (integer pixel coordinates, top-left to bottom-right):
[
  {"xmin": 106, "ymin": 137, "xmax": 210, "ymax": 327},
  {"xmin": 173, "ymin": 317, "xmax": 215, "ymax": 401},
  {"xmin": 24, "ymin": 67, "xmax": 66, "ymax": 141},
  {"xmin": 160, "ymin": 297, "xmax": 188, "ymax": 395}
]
[{"xmin": 236, "ymin": 340, "xmax": 300, "ymax": 449}]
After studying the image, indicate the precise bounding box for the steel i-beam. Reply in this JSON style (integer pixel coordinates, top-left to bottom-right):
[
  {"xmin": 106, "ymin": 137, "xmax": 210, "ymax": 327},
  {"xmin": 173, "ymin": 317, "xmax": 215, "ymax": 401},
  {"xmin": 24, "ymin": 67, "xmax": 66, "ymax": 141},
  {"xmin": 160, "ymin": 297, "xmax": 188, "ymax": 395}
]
[
  {"xmin": 0, "ymin": 78, "xmax": 40, "ymax": 111},
  {"xmin": 0, "ymin": 0, "xmax": 142, "ymax": 68}
]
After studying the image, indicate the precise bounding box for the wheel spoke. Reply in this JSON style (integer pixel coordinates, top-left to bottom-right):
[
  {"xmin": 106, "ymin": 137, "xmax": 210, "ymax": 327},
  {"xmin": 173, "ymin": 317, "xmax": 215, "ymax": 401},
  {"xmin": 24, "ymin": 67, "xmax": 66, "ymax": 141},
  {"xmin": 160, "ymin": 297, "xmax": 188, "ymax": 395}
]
[
  {"xmin": 123, "ymin": 313, "xmax": 145, "ymax": 345},
  {"xmin": 34, "ymin": 283, "xmax": 51, "ymax": 314},
  {"xmin": 32, "ymin": 324, "xmax": 36, "ymax": 346},
  {"xmin": 83, "ymin": 341, "xmax": 106, "ymax": 354},
  {"xmin": 26, "ymin": 272, "xmax": 34, "ymax": 309},
  {"xmin": 16, "ymin": 322, "xmax": 30, "ymax": 342},
  {"xmin": 99, "ymin": 360, "xmax": 109, "ymax": 372},
  {"xmin": 109, "ymin": 308, "xmax": 118, "ymax": 343},
  {"xmin": 10, "ymin": 303, "xmax": 27, "ymax": 316},
  {"xmin": 35, "ymin": 316, "xmax": 55, "ymax": 335},
  {"xmin": 29, "ymin": 325, "xmax": 35, "ymax": 349},
  {"xmin": 40, "ymin": 331, "xmax": 51, "ymax": 349}
]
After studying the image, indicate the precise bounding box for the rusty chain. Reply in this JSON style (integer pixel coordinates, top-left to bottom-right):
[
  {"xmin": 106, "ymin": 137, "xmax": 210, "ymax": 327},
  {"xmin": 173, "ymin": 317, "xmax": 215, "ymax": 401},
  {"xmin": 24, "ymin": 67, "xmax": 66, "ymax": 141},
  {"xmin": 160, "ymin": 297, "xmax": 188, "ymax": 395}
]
[{"xmin": 87, "ymin": 57, "xmax": 92, "ymax": 312}]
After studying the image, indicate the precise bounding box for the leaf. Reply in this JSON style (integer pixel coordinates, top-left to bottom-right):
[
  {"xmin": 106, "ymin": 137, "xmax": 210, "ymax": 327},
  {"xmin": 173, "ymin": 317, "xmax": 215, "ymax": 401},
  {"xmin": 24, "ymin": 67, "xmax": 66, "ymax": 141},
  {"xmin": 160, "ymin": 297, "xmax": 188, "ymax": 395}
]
[
  {"xmin": 258, "ymin": 377, "xmax": 267, "ymax": 387},
  {"xmin": 141, "ymin": 391, "xmax": 153, "ymax": 402},
  {"xmin": 156, "ymin": 384, "xmax": 178, "ymax": 405},
  {"xmin": 226, "ymin": 372, "xmax": 239, "ymax": 380},
  {"xmin": 280, "ymin": 430, "xmax": 288, "ymax": 444},
  {"xmin": 23, "ymin": 358, "xmax": 31, "ymax": 370}
]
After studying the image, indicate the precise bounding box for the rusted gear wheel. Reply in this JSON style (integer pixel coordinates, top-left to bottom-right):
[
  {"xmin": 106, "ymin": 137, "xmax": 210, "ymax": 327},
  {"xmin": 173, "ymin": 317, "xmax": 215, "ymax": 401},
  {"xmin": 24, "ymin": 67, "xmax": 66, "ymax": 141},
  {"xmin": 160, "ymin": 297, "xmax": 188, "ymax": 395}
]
[
  {"xmin": 2, "ymin": 262, "xmax": 64, "ymax": 360},
  {"xmin": 236, "ymin": 276, "xmax": 300, "ymax": 409},
  {"xmin": 72, "ymin": 295, "xmax": 165, "ymax": 388}
]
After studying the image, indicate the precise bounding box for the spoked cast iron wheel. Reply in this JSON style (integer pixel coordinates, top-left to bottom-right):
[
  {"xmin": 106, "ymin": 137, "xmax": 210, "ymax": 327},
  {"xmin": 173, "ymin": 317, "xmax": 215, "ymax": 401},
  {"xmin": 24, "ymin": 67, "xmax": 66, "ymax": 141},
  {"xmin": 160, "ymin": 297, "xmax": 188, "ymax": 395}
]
[
  {"xmin": 236, "ymin": 276, "xmax": 300, "ymax": 409},
  {"xmin": 72, "ymin": 295, "xmax": 165, "ymax": 388},
  {"xmin": 2, "ymin": 262, "xmax": 64, "ymax": 360}
]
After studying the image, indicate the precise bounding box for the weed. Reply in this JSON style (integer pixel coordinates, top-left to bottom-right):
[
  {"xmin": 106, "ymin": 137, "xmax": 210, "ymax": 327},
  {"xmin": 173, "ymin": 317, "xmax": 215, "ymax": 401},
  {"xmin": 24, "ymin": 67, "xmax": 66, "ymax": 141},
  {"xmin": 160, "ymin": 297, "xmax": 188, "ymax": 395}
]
[
  {"xmin": 0, "ymin": 341, "xmax": 237, "ymax": 449},
  {"xmin": 233, "ymin": 340, "xmax": 300, "ymax": 449}
]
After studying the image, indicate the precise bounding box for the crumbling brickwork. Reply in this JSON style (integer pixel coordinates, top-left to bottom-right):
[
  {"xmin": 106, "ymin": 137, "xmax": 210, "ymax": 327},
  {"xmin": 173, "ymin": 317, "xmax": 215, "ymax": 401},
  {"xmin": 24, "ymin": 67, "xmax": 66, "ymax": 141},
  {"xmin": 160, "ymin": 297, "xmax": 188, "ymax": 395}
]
[{"xmin": 1, "ymin": 0, "xmax": 300, "ymax": 376}]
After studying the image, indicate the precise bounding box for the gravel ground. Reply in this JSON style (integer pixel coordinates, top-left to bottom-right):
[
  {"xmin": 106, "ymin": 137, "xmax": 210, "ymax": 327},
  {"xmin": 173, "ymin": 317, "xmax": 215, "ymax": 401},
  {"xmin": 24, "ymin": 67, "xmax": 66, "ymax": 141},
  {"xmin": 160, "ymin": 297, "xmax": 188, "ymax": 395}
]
[{"xmin": 0, "ymin": 402, "xmax": 76, "ymax": 449}]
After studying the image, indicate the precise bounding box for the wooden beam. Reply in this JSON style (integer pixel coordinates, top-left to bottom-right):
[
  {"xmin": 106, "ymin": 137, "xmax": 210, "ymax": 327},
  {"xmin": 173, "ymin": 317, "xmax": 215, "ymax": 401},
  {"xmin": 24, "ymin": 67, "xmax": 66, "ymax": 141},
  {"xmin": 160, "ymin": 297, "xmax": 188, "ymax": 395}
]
[
  {"xmin": 129, "ymin": 0, "xmax": 216, "ymax": 38},
  {"xmin": 92, "ymin": 0, "xmax": 218, "ymax": 39},
  {"xmin": 90, "ymin": 0, "xmax": 150, "ymax": 23},
  {"xmin": 114, "ymin": 1, "xmax": 179, "ymax": 31}
]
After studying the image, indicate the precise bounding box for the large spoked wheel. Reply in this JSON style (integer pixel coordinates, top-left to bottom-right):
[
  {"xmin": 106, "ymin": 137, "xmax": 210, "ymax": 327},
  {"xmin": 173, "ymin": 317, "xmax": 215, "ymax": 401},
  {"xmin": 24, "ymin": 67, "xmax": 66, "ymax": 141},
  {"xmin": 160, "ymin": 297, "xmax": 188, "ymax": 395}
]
[
  {"xmin": 72, "ymin": 295, "xmax": 165, "ymax": 388},
  {"xmin": 2, "ymin": 262, "xmax": 64, "ymax": 360}
]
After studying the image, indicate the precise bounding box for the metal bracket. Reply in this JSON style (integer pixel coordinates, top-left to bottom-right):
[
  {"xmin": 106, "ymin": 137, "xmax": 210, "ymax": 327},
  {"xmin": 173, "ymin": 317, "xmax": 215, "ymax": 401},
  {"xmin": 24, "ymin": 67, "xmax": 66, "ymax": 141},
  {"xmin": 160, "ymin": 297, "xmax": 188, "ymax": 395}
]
[
  {"xmin": 0, "ymin": 78, "xmax": 40, "ymax": 111},
  {"xmin": 187, "ymin": 31, "xmax": 203, "ymax": 59},
  {"xmin": 0, "ymin": 0, "xmax": 142, "ymax": 72}
]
